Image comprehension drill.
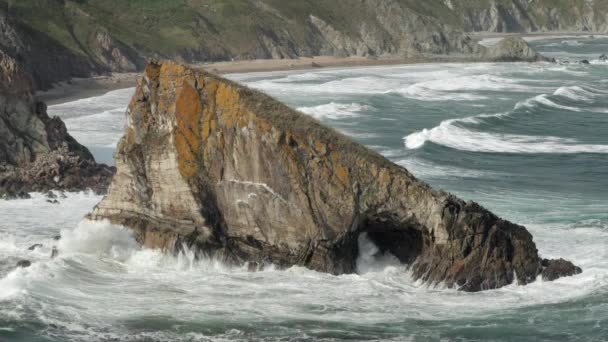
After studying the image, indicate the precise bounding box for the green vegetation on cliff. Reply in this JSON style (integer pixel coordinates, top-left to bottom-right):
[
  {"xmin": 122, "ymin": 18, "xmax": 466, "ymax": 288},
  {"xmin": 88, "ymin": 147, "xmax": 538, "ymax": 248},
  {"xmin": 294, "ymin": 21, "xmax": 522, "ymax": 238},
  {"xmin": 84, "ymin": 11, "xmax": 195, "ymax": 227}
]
[{"xmin": 1, "ymin": 0, "xmax": 605, "ymax": 89}]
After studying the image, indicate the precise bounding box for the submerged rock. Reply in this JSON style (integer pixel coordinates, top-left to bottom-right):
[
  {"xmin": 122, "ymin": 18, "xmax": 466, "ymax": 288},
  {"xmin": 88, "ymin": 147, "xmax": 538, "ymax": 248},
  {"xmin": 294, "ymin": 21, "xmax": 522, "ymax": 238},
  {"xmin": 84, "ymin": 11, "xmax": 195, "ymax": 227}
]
[
  {"xmin": 580, "ymin": 59, "xmax": 590, "ymax": 65},
  {"xmin": 90, "ymin": 61, "xmax": 580, "ymax": 292},
  {"xmin": 600, "ymin": 54, "xmax": 608, "ymax": 62},
  {"xmin": 541, "ymin": 258, "xmax": 582, "ymax": 281},
  {"xmin": 483, "ymin": 37, "xmax": 550, "ymax": 62},
  {"xmin": 28, "ymin": 243, "xmax": 43, "ymax": 251},
  {"xmin": 16, "ymin": 259, "xmax": 31, "ymax": 268},
  {"xmin": 51, "ymin": 246, "xmax": 58, "ymax": 259}
]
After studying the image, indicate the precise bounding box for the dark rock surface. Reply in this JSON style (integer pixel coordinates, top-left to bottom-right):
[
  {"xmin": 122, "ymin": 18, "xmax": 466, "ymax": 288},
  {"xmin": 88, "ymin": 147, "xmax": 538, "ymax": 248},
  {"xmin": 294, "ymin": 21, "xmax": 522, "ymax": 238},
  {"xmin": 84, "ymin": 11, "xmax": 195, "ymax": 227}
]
[
  {"xmin": 0, "ymin": 48, "xmax": 115, "ymax": 197},
  {"xmin": 541, "ymin": 258, "xmax": 582, "ymax": 281},
  {"xmin": 16, "ymin": 259, "xmax": 31, "ymax": 268},
  {"xmin": 90, "ymin": 61, "xmax": 580, "ymax": 292},
  {"xmin": 28, "ymin": 243, "xmax": 42, "ymax": 251}
]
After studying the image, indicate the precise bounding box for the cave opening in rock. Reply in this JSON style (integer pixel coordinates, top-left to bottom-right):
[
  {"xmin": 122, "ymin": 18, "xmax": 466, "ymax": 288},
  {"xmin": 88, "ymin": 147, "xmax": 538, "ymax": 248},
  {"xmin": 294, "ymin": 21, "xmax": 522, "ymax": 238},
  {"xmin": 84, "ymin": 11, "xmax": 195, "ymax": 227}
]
[{"xmin": 355, "ymin": 217, "xmax": 425, "ymax": 273}]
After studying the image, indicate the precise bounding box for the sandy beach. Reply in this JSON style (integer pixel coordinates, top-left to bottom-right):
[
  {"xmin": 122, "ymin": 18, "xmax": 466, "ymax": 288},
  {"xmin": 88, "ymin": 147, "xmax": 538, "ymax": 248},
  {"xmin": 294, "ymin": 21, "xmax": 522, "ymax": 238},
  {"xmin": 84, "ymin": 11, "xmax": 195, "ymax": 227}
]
[
  {"xmin": 37, "ymin": 55, "xmax": 432, "ymax": 106},
  {"xmin": 36, "ymin": 31, "xmax": 607, "ymax": 106}
]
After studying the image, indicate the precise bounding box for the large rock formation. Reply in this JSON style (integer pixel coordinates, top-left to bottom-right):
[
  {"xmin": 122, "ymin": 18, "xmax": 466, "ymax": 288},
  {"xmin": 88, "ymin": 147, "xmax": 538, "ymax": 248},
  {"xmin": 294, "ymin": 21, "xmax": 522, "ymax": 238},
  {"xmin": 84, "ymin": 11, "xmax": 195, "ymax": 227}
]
[
  {"xmin": 90, "ymin": 61, "xmax": 580, "ymax": 292},
  {"xmin": 482, "ymin": 36, "xmax": 551, "ymax": 62},
  {"xmin": 0, "ymin": 50, "xmax": 114, "ymax": 197}
]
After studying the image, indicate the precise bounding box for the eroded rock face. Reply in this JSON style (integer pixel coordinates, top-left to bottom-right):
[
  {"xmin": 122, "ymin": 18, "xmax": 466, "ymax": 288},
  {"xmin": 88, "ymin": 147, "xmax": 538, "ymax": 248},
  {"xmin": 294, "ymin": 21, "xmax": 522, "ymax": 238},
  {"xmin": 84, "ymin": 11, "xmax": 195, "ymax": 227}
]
[
  {"xmin": 90, "ymin": 61, "xmax": 580, "ymax": 291},
  {"xmin": 0, "ymin": 50, "xmax": 114, "ymax": 197}
]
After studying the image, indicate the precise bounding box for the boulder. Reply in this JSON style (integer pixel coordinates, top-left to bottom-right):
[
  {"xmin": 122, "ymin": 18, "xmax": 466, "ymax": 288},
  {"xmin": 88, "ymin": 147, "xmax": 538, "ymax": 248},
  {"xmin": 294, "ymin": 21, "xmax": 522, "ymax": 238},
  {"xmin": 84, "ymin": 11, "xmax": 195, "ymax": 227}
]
[
  {"xmin": 28, "ymin": 243, "xmax": 43, "ymax": 250},
  {"xmin": 89, "ymin": 61, "xmax": 580, "ymax": 292},
  {"xmin": 16, "ymin": 259, "xmax": 31, "ymax": 268},
  {"xmin": 541, "ymin": 258, "xmax": 582, "ymax": 281},
  {"xmin": 580, "ymin": 59, "xmax": 590, "ymax": 65},
  {"xmin": 483, "ymin": 37, "xmax": 550, "ymax": 62},
  {"xmin": 599, "ymin": 54, "xmax": 608, "ymax": 62}
]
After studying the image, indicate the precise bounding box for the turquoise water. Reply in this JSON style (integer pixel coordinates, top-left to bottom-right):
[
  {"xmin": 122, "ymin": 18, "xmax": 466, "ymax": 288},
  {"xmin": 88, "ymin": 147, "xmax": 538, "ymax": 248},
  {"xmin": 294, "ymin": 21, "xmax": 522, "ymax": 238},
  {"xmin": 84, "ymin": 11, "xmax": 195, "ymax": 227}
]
[{"xmin": 0, "ymin": 38, "xmax": 607, "ymax": 341}]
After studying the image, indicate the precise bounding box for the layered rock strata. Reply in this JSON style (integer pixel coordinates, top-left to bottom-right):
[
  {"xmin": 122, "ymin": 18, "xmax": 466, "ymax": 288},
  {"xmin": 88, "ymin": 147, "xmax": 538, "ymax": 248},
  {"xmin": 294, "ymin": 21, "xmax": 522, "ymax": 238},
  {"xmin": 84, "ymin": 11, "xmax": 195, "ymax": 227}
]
[{"xmin": 90, "ymin": 61, "xmax": 580, "ymax": 291}]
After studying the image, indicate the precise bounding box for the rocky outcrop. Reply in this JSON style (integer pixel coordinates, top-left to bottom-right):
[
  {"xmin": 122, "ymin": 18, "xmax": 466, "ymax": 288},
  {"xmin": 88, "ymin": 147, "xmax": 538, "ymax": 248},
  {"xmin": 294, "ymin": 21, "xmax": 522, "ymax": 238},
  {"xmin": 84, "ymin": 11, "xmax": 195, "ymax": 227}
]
[
  {"xmin": 482, "ymin": 37, "xmax": 551, "ymax": 62},
  {"xmin": 0, "ymin": 50, "xmax": 114, "ymax": 197},
  {"xmin": 90, "ymin": 61, "xmax": 580, "ymax": 291}
]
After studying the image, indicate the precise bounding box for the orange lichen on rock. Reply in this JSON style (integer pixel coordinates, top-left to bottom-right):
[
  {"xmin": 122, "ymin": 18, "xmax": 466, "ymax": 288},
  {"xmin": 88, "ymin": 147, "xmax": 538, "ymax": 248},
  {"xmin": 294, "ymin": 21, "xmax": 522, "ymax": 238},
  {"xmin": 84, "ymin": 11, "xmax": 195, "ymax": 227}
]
[
  {"xmin": 335, "ymin": 164, "xmax": 349, "ymax": 185},
  {"xmin": 175, "ymin": 80, "xmax": 202, "ymax": 178}
]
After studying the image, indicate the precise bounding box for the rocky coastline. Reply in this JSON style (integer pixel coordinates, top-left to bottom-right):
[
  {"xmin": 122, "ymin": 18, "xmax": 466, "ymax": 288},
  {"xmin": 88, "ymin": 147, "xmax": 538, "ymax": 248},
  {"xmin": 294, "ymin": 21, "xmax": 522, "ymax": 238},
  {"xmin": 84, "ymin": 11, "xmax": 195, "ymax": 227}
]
[
  {"xmin": 89, "ymin": 60, "xmax": 581, "ymax": 291},
  {"xmin": 0, "ymin": 49, "xmax": 114, "ymax": 198}
]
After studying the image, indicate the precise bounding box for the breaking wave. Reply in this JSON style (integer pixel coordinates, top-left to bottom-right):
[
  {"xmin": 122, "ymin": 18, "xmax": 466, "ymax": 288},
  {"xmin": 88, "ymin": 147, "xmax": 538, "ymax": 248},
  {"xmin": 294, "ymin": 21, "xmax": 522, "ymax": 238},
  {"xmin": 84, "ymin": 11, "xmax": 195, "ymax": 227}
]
[
  {"xmin": 405, "ymin": 122, "xmax": 608, "ymax": 153},
  {"xmin": 391, "ymin": 74, "xmax": 538, "ymax": 101},
  {"xmin": 297, "ymin": 102, "xmax": 374, "ymax": 120},
  {"xmin": 404, "ymin": 85, "xmax": 608, "ymax": 153}
]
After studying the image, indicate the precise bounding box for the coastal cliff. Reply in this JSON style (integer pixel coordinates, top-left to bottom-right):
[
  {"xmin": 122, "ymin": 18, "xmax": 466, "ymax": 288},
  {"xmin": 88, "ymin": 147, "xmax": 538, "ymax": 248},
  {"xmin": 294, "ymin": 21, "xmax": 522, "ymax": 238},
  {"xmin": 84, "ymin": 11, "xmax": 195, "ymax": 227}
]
[
  {"xmin": 90, "ymin": 61, "xmax": 580, "ymax": 291},
  {"xmin": 0, "ymin": 50, "xmax": 114, "ymax": 197},
  {"xmin": 449, "ymin": 0, "xmax": 608, "ymax": 33},
  {"xmin": 6, "ymin": 0, "xmax": 592, "ymax": 90}
]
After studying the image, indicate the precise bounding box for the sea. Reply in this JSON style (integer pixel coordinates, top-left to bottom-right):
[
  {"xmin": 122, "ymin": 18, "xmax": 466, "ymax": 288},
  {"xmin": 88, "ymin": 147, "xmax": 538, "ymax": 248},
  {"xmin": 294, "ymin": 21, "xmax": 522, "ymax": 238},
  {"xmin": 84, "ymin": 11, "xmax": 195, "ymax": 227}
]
[{"xmin": 1, "ymin": 37, "xmax": 607, "ymax": 341}]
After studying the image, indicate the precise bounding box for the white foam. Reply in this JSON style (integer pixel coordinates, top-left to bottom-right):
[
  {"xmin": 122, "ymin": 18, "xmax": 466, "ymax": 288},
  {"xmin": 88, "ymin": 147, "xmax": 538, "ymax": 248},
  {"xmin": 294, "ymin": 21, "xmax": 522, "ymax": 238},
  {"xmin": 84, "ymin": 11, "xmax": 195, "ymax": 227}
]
[
  {"xmin": 57, "ymin": 219, "xmax": 139, "ymax": 261},
  {"xmin": 393, "ymin": 74, "xmax": 536, "ymax": 101},
  {"xmin": 554, "ymin": 86, "xmax": 594, "ymax": 101},
  {"xmin": 297, "ymin": 102, "xmax": 373, "ymax": 120},
  {"xmin": 48, "ymin": 88, "xmax": 134, "ymax": 148},
  {"xmin": 356, "ymin": 233, "xmax": 403, "ymax": 274},
  {"xmin": 405, "ymin": 120, "xmax": 608, "ymax": 153},
  {"xmin": 516, "ymin": 94, "xmax": 584, "ymax": 112}
]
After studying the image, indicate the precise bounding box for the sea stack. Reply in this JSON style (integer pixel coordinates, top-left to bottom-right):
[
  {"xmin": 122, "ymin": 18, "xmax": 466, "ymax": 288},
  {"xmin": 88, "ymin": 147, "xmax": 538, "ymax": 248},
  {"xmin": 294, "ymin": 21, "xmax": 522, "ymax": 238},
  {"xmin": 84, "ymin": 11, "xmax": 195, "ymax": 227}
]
[{"xmin": 90, "ymin": 60, "xmax": 580, "ymax": 291}]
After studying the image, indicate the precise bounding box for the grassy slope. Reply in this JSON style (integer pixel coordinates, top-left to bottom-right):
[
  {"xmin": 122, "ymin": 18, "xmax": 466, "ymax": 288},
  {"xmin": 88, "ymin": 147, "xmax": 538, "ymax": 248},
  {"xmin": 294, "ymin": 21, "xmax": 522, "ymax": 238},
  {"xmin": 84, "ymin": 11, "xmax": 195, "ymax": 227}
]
[
  {"xmin": 3, "ymin": 0, "xmax": 457, "ymax": 59},
  {"xmin": 1, "ymin": 0, "xmax": 604, "ymax": 70}
]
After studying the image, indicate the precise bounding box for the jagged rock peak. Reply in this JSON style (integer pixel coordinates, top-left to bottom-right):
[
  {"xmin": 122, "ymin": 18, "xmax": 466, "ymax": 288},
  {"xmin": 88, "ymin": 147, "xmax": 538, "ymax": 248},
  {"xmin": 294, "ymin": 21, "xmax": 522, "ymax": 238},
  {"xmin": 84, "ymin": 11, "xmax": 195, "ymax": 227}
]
[{"xmin": 90, "ymin": 60, "xmax": 580, "ymax": 291}]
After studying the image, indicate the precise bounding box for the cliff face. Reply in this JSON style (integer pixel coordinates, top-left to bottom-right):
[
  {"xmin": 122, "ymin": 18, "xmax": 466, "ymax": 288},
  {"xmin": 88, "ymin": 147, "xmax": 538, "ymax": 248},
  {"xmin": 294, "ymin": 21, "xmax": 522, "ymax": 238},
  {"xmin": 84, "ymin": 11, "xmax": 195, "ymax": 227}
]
[
  {"xmin": 449, "ymin": 0, "xmax": 608, "ymax": 33},
  {"xmin": 90, "ymin": 61, "xmax": 580, "ymax": 291},
  {"xmin": 0, "ymin": 50, "xmax": 114, "ymax": 197},
  {"xmin": 4, "ymin": 0, "xmax": 597, "ymax": 89}
]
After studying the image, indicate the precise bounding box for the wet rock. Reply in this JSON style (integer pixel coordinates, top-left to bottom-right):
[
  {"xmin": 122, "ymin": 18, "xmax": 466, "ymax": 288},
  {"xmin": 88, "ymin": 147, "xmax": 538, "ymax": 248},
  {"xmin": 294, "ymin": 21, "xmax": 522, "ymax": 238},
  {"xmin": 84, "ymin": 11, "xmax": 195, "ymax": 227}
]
[
  {"xmin": 1, "ymin": 190, "xmax": 31, "ymax": 200},
  {"xmin": 28, "ymin": 243, "xmax": 43, "ymax": 250},
  {"xmin": 89, "ymin": 61, "xmax": 580, "ymax": 292},
  {"xmin": 541, "ymin": 258, "xmax": 582, "ymax": 281},
  {"xmin": 16, "ymin": 259, "xmax": 31, "ymax": 268},
  {"xmin": 46, "ymin": 199, "xmax": 59, "ymax": 204},
  {"xmin": 580, "ymin": 59, "xmax": 590, "ymax": 65},
  {"xmin": 0, "ymin": 51, "xmax": 115, "ymax": 198},
  {"xmin": 53, "ymin": 234, "xmax": 61, "ymax": 241},
  {"xmin": 45, "ymin": 191, "xmax": 57, "ymax": 199},
  {"xmin": 51, "ymin": 246, "xmax": 58, "ymax": 259},
  {"xmin": 600, "ymin": 54, "xmax": 608, "ymax": 62}
]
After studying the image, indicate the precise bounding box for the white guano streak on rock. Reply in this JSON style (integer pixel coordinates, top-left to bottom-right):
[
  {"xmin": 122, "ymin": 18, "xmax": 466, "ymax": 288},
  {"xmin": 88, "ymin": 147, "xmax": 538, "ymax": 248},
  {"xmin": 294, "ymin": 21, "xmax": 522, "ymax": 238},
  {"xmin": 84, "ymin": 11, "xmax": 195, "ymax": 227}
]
[{"xmin": 222, "ymin": 180, "xmax": 288, "ymax": 204}]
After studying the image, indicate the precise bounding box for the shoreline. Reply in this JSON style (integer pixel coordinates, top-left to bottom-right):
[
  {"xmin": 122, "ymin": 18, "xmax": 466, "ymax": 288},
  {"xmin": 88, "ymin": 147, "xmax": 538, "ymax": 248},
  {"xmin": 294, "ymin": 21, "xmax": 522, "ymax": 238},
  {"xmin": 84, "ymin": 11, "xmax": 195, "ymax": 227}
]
[
  {"xmin": 38, "ymin": 56, "xmax": 432, "ymax": 106},
  {"xmin": 38, "ymin": 31, "xmax": 606, "ymax": 106}
]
